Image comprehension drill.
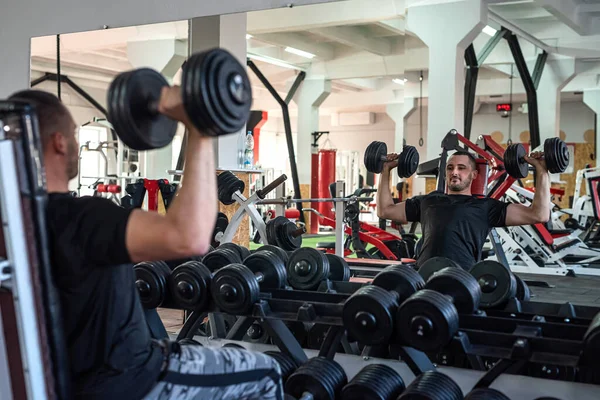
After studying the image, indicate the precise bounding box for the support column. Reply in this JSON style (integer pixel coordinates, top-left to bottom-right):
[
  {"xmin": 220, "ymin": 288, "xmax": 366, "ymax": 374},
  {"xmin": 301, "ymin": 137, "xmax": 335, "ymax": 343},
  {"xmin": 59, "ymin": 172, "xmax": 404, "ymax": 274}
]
[
  {"xmin": 294, "ymin": 76, "xmax": 331, "ymax": 231},
  {"xmin": 407, "ymin": 0, "xmax": 486, "ymax": 160},
  {"xmin": 536, "ymin": 59, "xmax": 576, "ymax": 147},
  {"xmin": 126, "ymin": 39, "xmax": 187, "ymax": 179},
  {"xmin": 584, "ymin": 89, "xmax": 600, "ymax": 163},
  {"xmin": 189, "ymin": 14, "xmax": 247, "ymax": 171},
  {"xmin": 386, "ymin": 99, "xmax": 417, "ymax": 194}
]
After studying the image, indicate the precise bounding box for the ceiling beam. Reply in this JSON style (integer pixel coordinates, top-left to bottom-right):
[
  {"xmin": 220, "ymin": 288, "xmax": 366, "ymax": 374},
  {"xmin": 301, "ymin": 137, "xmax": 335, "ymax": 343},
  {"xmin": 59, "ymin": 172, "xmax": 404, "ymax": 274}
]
[
  {"xmin": 252, "ymin": 32, "xmax": 335, "ymax": 60},
  {"xmin": 375, "ymin": 18, "xmax": 406, "ymax": 35},
  {"xmin": 312, "ymin": 26, "xmax": 393, "ymax": 56},
  {"xmin": 247, "ymin": 0, "xmax": 405, "ymax": 34},
  {"xmin": 534, "ymin": 0, "xmax": 592, "ymax": 36}
]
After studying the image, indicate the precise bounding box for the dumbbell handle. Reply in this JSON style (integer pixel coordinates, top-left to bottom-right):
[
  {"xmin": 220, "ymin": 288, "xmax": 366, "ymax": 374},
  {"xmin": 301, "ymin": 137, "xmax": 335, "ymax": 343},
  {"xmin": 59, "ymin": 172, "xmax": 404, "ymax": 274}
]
[
  {"xmin": 299, "ymin": 392, "xmax": 315, "ymax": 400},
  {"xmin": 256, "ymin": 174, "xmax": 287, "ymax": 199},
  {"xmin": 292, "ymin": 227, "xmax": 306, "ymax": 238}
]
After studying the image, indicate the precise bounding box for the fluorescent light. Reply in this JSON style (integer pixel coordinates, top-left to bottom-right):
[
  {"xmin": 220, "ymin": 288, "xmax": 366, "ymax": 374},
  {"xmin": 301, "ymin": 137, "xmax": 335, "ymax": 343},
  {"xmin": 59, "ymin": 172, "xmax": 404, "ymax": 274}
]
[
  {"xmin": 284, "ymin": 46, "xmax": 315, "ymax": 59},
  {"xmin": 246, "ymin": 34, "xmax": 253, "ymax": 40},
  {"xmin": 483, "ymin": 25, "xmax": 497, "ymax": 36},
  {"xmin": 247, "ymin": 53, "xmax": 305, "ymax": 71},
  {"xmin": 392, "ymin": 78, "xmax": 407, "ymax": 85}
]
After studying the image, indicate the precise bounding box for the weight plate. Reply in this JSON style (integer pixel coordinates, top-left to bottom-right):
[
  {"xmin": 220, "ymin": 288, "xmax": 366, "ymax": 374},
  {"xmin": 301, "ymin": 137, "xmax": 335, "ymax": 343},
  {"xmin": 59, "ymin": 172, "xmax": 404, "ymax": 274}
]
[
  {"xmin": 243, "ymin": 322, "xmax": 270, "ymax": 343},
  {"xmin": 504, "ymin": 143, "xmax": 528, "ymax": 179},
  {"xmin": 219, "ymin": 242, "xmax": 250, "ymax": 262},
  {"xmin": 397, "ymin": 145, "xmax": 419, "ymax": 178},
  {"xmin": 545, "ymin": 137, "xmax": 569, "ymax": 174},
  {"xmin": 266, "ymin": 216, "xmax": 287, "ymax": 247},
  {"xmin": 287, "ymin": 247, "xmax": 330, "ymax": 290},
  {"xmin": 364, "ymin": 141, "xmax": 387, "ymax": 174},
  {"xmin": 277, "ymin": 219, "xmax": 303, "ymax": 251},
  {"xmin": 343, "ymin": 285, "xmax": 397, "ymax": 345},
  {"xmin": 244, "ymin": 250, "xmax": 287, "ymax": 289},
  {"xmin": 515, "ymin": 275, "xmax": 531, "ymax": 302},
  {"xmin": 217, "ymin": 171, "xmax": 245, "ymax": 205},
  {"xmin": 372, "ymin": 264, "xmax": 425, "ymax": 303},
  {"xmin": 396, "ymin": 289, "xmax": 459, "ymax": 352},
  {"xmin": 426, "ymin": 267, "xmax": 481, "ymax": 314},
  {"xmin": 397, "ymin": 371, "xmax": 462, "ymax": 400},
  {"xmin": 286, "ymin": 357, "xmax": 347, "ymax": 400},
  {"xmin": 465, "ymin": 388, "xmax": 510, "ymax": 400},
  {"xmin": 325, "ymin": 254, "xmax": 351, "ymax": 282},
  {"xmin": 202, "ymin": 247, "xmax": 242, "ymax": 272},
  {"xmin": 169, "ymin": 261, "xmax": 212, "ymax": 310},
  {"xmin": 256, "ymin": 244, "xmax": 289, "ymax": 265},
  {"xmin": 134, "ymin": 261, "xmax": 170, "ymax": 309},
  {"xmin": 264, "ymin": 351, "xmax": 298, "ymax": 381},
  {"xmin": 212, "ymin": 213, "xmax": 229, "ymax": 248},
  {"xmin": 469, "ymin": 260, "xmax": 517, "ymax": 308},
  {"xmin": 583, "ymin": 312, "xmax": 600, "ymax": 365},
  {"xmin": 418, "ymin": 256, "xmax": 462, "ymax": 282},
  {"xmin": 182, "ymin": 48, "xmax": 252, "ymax": 136},
  {"xmin": 210, "ymin": 263, "xmax": 259, "ymax": 314},
  {"xmin": 108, "ymin": 69, "xmax": 177, "ymax": 151},
  {"xmin": 341, "ymin": 364, "xmax": 405, "ymax": 400}
]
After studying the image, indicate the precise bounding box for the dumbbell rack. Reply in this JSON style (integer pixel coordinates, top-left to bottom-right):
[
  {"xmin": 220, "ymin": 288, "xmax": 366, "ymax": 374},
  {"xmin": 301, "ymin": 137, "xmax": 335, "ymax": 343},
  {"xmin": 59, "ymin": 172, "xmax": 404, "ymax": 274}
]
[
  {"xmin": 165, "ymin": 277, "xmax": 600, "ymax": 384},
  {"xmin": 216, "ymin": 173, "xmax": 288, "ymax": 246},
  {"xmin": 189, "ymin": 336, "xmax": 600, "ymax": 400}
]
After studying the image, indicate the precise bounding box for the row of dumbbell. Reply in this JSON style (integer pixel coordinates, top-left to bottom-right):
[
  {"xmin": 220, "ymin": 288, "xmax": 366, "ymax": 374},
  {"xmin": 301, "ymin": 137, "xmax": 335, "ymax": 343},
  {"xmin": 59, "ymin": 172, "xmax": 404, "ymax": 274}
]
[
  {"xmin": 136, "ymin": 245, "xmax": 594, "ymax": 356},
  {"xmin": 134, "ymin": 244, "xmax": 352, "ymax": 310},
  {"xmin": 216, "ymin": 347, "xmax": 557, "ymax": 400}
]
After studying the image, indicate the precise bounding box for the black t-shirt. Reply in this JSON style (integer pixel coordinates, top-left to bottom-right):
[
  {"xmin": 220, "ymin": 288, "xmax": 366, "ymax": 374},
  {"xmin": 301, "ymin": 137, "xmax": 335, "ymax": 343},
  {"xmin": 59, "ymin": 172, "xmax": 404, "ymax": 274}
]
[
  {"xmin": 46, "ymin": 193, "xmax": 162, "ymax": 400},
  {"xmin": 405, "ymin": 191, "xmax": 509, "ymax": 270}
]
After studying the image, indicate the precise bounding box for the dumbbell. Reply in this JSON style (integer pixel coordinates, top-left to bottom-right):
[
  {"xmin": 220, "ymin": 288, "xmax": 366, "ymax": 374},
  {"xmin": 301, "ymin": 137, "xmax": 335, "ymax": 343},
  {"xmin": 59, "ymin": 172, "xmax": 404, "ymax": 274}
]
[
  {"xmin": 465, "ymin": 388, "xmax": 510, "ymax": 400},
  {"xmin": 469, "ymin": 260, "xmax": 517, "ymax": 308},
  {"xmin": 107, "ymin": 48, "xmax": 252, "ymax": 151},
  {"xmin": 218, "ymin": 242, "xmax": 251, "ymax": 261},
  {"xmin": 397, "ymin": 371, "xmax": 462, "ymax": 400},
  {"xmin": 418, "ymin": 256, "xmax": 461, "ymax": 282},
  {"xmin": 267, "ymin": 216, "xmax": 305, "ymax": 251},
  {"xmin": 287, "ymin": 248, "xmax": 350, "ymax": 290},
  {"xmin": 340, "ymin": 364, "xmax": 406, "ymax": 400},
  {"xmin": 285, "ymin": 357, "xmax": 348, "ymax": 400},
  {"xmin": 396, "ymin": 266, "xmax": 481, "ymax": 351},
  {"xmin": 581, "ymin": 311, "xmax": 600, "ymax": 367},
  {"xmin": 504, "ymin": 137, "xmax": 569, "ymax": 179},
  {"xmin": 420, "ymin": 257, "xmax": 518, "ymax": 309},
  {"xmin": 210, "ymin": 249, "xmax": 287, "ymax": 314},
  {"xmin": 264, "ymin": 351, "xmax": 298, "ymax": 382},
  {"xmin": 202, "ymin": 243, "xmax": 245, "ymax": 271},
  {"xmin": 256, "ymin": 244, "xmax": 290, "ymax": 265},
  {"xmin": 364, "ymin": 141, "xmax": 419, "ymax": 178},
  {"xmin": 134, "ymin": 261, "xmax": 172, "ymax": 309},
  {"xmin": 342, "ymin": 265, "xmax": 425, "ymax": 345},
  {"xmin": 96, "ymin": 183, "xmax": 121, "ymax": 193},
  {"xmin": 515, "ymin": 274, "xmax": 531, "ymax": 302},
  {"xmin": 169, "ymin": 260, "xmax": 213, "ymax": 310},
  {"xmin": 217, "ymin": 171, "xmax": 245, "ymax": 205}
]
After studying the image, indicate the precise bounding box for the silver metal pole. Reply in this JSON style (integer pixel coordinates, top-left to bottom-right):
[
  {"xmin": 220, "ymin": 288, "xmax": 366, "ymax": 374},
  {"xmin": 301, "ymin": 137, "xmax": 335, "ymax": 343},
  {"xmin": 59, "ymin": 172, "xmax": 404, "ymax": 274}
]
[{"xmin": 334, "ymin": 181, "xmax": 346, "ymax": 257}]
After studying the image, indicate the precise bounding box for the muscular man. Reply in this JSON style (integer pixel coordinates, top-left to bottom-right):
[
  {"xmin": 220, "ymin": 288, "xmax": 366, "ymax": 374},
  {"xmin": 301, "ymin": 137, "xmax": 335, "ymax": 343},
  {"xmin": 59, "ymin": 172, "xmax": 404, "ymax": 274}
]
[
  {"xmin": 8, "ymin": 89, "xmax": 283, "ymax": 400},
  {"xmin": 376, "ymin": 150, "xmax": 550, "ymax": 270}
]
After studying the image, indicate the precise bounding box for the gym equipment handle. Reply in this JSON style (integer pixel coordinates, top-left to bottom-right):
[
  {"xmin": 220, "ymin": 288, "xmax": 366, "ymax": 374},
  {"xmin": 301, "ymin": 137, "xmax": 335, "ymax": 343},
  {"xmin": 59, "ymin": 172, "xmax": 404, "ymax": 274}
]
[{"xmin": 256, "ymin": 174, "xmax": 287, "ymax": 199}]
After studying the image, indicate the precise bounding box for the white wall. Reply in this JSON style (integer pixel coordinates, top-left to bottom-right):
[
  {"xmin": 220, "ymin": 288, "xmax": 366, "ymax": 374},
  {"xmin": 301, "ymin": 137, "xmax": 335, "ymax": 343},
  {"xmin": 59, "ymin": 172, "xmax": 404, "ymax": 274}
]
[{"xmin": 255, "ymin": 99, "xmax": 596, "ymax": 196}]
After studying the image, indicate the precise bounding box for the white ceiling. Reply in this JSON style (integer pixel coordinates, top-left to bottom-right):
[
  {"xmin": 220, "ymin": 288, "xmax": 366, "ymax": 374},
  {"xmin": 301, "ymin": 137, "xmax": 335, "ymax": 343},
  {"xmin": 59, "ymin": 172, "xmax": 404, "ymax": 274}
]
[{"xmin": 29, "ymin": 0, "xmax": 600, "ymax": 117}]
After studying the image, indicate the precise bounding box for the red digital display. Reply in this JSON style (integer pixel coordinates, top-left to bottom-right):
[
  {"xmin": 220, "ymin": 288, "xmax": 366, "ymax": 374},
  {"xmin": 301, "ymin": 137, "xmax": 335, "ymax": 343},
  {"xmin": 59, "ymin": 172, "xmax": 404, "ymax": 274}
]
[{"xmin": 496, "ymin": 103, "xmax": 512, "ymax": 112}]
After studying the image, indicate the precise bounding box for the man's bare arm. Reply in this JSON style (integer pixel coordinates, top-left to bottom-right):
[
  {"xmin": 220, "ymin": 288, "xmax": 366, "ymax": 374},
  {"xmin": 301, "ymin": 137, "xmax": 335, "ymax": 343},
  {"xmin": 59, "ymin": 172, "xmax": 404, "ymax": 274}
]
[
  {"xmin": 124, "ymin": 86, "xmax": 218, "ymax": 263},
  {"xmin": 376, "ymin": 155, "xmax": 409, "ymax": 224},
  {"xmin": 505, "ymin": 152, "xmax": 551, "ymax": 226}
]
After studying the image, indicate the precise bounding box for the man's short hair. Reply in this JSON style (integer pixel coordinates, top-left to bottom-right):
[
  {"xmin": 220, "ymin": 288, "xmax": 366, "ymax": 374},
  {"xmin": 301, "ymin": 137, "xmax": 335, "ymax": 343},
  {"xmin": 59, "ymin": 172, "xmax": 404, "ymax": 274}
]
[
  {"xmin": 449, "ymin": 150, "xmax": 477, "ymax": 171},
  {"xmin": 8, "ymin": 90, "xmax": 71, "ymax": 148}
]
